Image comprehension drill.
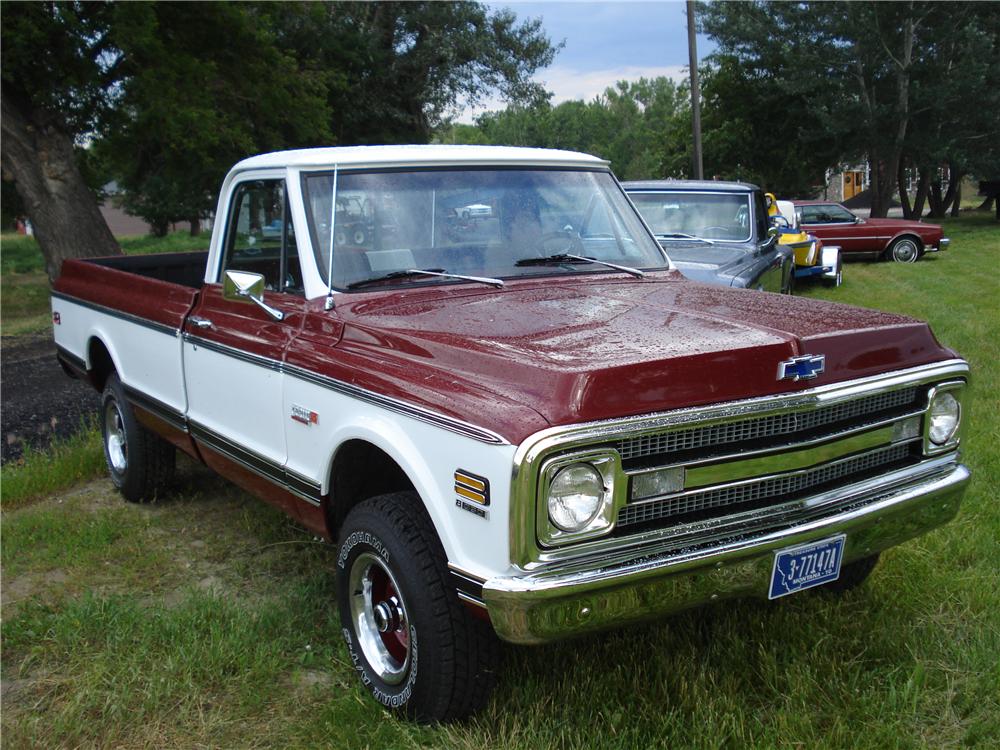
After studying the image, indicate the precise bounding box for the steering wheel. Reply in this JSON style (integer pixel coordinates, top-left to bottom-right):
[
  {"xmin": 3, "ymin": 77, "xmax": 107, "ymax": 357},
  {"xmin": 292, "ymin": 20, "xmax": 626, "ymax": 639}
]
[{"xmin": 539, "ymin": 231, "xmax": 584, "ymax": 256}]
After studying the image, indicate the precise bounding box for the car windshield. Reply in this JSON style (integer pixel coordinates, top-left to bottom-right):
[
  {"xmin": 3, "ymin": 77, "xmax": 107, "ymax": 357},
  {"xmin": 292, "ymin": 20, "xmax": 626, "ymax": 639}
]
[
  {"xmin": 628, "ymin": 191, "xmax": 753, "ymax": 242},
  {"xmin": 301, "ymin": 168, "xmax": 667, "ymax": 289}
]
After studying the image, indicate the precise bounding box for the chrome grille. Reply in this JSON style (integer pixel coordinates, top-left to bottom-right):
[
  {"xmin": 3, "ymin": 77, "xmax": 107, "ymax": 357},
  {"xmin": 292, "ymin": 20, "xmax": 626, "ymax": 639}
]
[
  {"xmin": 617, "ymin": 387, "xmax": 919, "ymax": 461},
  {"xmin": 618, "ymin": 443, "xmax": 912, "ymax": 528}
]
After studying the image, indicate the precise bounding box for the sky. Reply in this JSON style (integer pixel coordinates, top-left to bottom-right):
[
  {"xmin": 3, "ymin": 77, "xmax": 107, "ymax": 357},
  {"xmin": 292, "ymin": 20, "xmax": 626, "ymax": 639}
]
[{"xmin": 460, "ymin": 1, "xmax": 717, "ymax": 121}]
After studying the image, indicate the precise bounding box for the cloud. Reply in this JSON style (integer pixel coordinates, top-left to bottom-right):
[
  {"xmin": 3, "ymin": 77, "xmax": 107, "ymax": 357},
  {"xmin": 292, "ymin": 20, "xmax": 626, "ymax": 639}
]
[{"xmin": 456, "ymin": 64, "xmax": 689, "ymax": 124}]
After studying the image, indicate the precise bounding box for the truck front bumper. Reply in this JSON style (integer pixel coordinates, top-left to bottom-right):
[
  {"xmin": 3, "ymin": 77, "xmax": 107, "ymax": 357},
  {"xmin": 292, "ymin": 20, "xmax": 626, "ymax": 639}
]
[
  {"xmin": 928, "ymin": 237, "xmax": 950, "ymax": 252},
  {"xmin": 482, "ymin": 460, "xmax": 969, "ymax": 644}
]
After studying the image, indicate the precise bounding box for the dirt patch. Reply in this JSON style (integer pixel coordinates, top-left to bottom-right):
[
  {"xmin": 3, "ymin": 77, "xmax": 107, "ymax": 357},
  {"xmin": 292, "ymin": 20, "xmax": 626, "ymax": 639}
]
[{"xmin": 1, "ymin": 332, "xmax": 101, "ymax": 464}]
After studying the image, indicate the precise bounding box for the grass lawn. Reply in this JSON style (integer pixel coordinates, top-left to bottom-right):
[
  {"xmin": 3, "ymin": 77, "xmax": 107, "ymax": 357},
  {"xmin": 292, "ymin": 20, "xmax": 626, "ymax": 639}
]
[{"xmin": 1, "ymin": 213, "xmax": 998, "ymax": 748}]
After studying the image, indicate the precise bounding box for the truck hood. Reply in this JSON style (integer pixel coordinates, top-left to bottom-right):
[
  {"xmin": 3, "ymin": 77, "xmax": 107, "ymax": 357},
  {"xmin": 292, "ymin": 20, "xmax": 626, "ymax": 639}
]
[{"xmin": 333, "ymin": 272, "xmax": 950, "ymax": 443}]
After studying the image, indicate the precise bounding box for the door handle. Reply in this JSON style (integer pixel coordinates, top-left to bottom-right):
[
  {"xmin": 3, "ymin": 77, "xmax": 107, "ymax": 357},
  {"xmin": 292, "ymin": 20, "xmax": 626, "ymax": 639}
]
[{"xmin": 189, "ymin": 316, "xmax": 213, "ymax": 329}]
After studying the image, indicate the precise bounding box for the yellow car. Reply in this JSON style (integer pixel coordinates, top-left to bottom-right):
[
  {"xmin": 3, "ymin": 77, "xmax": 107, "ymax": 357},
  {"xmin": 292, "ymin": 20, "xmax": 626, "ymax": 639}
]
[{"xmin": 766, "ymin": 193, "xmax": 842, "ymax": 287}]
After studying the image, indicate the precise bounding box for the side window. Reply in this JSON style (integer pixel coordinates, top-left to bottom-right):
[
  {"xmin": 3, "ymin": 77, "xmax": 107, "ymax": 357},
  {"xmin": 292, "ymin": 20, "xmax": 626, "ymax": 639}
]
[
  {"xmin": 800, "ymin": 205, "xmax": 823, "ymax": 224},
  {"xmin": 222, "ymin": 180, "xmax": 302, "ymax": 294}
]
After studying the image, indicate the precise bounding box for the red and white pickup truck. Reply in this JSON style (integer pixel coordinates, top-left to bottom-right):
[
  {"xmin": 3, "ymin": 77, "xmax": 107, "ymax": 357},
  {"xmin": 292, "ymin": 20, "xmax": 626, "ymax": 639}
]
[{"xmin": 52, "ymin": 146, "xmax": 970, "ymax": 721}]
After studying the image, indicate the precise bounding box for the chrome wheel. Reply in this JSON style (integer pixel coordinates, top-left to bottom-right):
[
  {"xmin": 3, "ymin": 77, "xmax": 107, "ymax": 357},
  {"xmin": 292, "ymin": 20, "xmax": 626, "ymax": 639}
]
[
  {"xmin": 348, "ymin": 552, "xmax": 411, "ymax": 685},
  {"xmin": 104, "ymin": 400, "xmax": 127, "ymax": 473},
  {"xmin": 890, "ymin": 238, "xmax": 919, "ymax": 263}
]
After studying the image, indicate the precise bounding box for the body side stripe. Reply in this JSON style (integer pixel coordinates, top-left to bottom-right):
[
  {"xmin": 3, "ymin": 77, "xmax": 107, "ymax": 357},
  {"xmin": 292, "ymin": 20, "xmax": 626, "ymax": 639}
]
[
  {"xmin": 183, "ymin": 333, "xmax": 509, "ymax": 445},
  {"xmin": 52, "ymin": 291, "xmax": 180, "ymax": 337}
]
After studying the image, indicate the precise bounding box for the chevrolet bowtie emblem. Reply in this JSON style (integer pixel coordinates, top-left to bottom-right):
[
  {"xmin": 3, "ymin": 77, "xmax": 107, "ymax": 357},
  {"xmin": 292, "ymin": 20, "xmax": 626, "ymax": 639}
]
[{"xmin": 778, "ymin": 354, "xmax": 826, "ymax": 381}]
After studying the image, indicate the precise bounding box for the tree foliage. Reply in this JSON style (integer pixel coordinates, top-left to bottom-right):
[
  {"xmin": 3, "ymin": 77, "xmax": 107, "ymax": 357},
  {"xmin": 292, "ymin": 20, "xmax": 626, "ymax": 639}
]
[
  {"xmin": 444, "ymin": 77, "xmax": 687, "ymax": 181},
  {"xmin": 699, "ymin": 1, "xmax": 1000, "ymax": 217},
  {"xmin": 1, "ymin": 1, "xmax": 558, "ymax": 265}
]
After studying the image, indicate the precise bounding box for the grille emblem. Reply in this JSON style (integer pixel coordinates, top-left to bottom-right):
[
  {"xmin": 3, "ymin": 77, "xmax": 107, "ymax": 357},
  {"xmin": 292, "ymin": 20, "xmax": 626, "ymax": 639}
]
[{"xmin": 778, "ymin": 354, "xmax": 825, "ymax": 382}]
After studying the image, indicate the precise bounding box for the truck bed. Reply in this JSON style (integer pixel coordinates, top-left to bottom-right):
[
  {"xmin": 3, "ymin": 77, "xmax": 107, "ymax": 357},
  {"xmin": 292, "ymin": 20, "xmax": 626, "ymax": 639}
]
[{"xmin": 53, "ymin": 251, "xmax": 207, "ymax": 332}]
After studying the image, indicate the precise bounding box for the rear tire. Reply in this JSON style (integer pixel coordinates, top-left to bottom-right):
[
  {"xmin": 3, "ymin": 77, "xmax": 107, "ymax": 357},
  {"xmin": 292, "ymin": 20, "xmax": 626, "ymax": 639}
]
[
  {"xmin": 101, "ymin": 373, "xmax": 175, "ymax": 502},
  {"xmin": 336, "ymin": 492, "xmax": 499, "ymax": 722},
  {"xmin": 822, "ymin": 553, "xmax": 879, "ymax": 593}
]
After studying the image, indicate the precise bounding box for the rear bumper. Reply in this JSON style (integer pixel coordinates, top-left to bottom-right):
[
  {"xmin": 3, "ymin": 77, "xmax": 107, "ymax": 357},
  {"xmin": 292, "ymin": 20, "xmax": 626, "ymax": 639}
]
[{"xmin": 483, "ymin": 460, "xmax": 969, "ymax": 644}]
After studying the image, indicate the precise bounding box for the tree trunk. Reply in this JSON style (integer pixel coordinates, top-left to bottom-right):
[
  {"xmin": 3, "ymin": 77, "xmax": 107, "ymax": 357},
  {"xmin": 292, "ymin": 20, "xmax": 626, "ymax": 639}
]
[
  {"xmin": 975, "ymin": 195, "xmax": 995, "ymax": 212},
  {"xmin": 912, "ymin": 167, "xmax": 930, "ymax": 218},
  {"xmin": 898, "ymin": 157, "xmax": 913, "ymax": 219},
  {"xmin": 151, "ymin": 218, "xmax": 169, "ymax": 237},
  {"xmin": 950, "ymin": 180, "xmax": 961, "ymax": 217},
  {"xmin": 189, "ymin": 218, "xmax": 201, "ymax": 236},
  {"xmin": 0, "ymin": 88, "xmax": 120, "ymax": 281},
  {"xmin": 927, "ymin": 177, "xmax": 943, "ymax": 217}
]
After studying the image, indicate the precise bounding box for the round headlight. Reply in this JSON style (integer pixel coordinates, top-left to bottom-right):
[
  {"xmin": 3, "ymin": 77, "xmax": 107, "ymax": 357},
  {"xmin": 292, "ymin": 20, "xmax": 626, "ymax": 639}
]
[
  {"xmin": 548, "ymin": 463, "xmax": 606, "ymax": 532},
  {"xmin": 928, "ymin": 391, "xmax": 960, "ymax": 445}
]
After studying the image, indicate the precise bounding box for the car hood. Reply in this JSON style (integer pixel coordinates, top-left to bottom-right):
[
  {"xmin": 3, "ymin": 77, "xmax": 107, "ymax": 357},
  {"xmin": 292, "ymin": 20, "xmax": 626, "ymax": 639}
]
[
  {"xmin": 331, "ymin": 273, "xmax": 951, "ymax": 443},
  {"xmin": 660, "ymin": 242, "xmax": 751, "ymax": 284}
]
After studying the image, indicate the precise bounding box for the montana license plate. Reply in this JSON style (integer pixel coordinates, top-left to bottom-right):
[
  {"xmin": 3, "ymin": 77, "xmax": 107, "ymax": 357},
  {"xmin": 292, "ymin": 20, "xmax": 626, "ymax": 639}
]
[{"xmin": 768, "ymin": 534, "xmax": 846, "ymax": 599}]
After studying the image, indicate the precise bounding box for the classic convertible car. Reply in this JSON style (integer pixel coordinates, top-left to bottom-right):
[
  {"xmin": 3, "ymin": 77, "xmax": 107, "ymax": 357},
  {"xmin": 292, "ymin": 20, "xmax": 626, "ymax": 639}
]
[
  {"xmin": 624, "ymin": 180, "xmax": 794, "ymax": 294},
  {"xmin": 792, "ymin": 201, "xmax": 950, "ymax": 263}
]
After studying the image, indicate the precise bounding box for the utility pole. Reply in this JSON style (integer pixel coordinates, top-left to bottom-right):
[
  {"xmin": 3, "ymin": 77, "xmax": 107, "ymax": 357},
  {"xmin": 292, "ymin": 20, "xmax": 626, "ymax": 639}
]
[{"xmin": 686, "ymin": 0, "xmax": 704, "ymax": 179}]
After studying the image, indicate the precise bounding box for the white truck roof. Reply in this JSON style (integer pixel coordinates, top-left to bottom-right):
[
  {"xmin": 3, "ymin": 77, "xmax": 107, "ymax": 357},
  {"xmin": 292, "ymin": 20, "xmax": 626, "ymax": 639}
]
[{"xmin": 231, "ymin": 145, "xmax": 609, "ymax": 173}]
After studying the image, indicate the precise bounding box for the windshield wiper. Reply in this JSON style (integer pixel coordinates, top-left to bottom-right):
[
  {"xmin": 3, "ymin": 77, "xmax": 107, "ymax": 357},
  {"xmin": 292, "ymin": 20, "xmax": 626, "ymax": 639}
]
[
  {"xmin": 515, "ymin": 253, "xmax": 645, "ymax": 278},
  {"xmin": 347, "ymin": 268, "xmax": 504, "ymax": 290},
  {"xmin": 657, "ymin": 233, "xmax": 714, "ymax": 245}
]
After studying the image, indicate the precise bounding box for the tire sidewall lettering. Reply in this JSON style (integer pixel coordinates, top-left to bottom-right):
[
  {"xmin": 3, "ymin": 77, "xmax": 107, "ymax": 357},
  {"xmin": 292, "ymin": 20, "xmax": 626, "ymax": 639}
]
[{"xmin": 337, "ymin": 530, "xmax": 389, "ymax": 570}]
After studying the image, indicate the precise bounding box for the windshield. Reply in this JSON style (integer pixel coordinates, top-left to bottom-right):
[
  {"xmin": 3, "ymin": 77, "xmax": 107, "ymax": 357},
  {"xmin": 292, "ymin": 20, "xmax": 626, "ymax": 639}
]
[
  {"xmin": 628, "ymin": 191, "xmax": 753, "ymax": 242},
  {"xmin": 301, "ymin": 168, "xmax": 667, "ymax": 289}
]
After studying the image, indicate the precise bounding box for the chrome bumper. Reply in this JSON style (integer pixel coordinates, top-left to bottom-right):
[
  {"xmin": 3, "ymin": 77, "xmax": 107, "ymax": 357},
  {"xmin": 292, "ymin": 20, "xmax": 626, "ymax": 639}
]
[
  {"xmin": 930, "ymin": 238, "xmax": 950, "ymax": 252},
  {"xmin": 483, "ymin": 461, "xmax": 970, "ymax": 644}
]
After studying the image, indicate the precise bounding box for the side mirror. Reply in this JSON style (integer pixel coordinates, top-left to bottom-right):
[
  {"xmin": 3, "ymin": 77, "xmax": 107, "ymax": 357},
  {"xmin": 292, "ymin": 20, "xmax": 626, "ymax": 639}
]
[
  {"xmin": 223, "ymin": 270, "xmax": 285, "ymax": 321},
  {"xmin": 854, "ymin": 216, "xmax": 863, "ymax": 224},
  {"xmin": 762, "ymin": 226, "xmax": 779, "ymax": 248}
]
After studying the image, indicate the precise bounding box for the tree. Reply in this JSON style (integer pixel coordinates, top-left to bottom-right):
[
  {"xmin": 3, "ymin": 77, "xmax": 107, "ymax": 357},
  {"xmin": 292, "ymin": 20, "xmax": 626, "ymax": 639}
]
[
  {"xmin": 698, "ymin": 1, "xmax": 1000, "ymax": 217},
  {"xmin": 96, "ymin": 3, "xmax": 333, "ymax": 236},
  {"xmin": 447, "ymin": 77, "xmax": 687, "ymax": 180},
  {"xmin": 1, "ymin": 2, "xmax": 122, "ymax": 279}
]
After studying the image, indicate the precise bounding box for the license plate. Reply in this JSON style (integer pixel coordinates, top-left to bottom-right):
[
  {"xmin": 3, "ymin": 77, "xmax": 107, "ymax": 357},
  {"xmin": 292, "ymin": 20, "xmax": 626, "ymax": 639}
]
[{"xmin": 768, "ymin": 534, "xmax": 846, "ymax": 600}]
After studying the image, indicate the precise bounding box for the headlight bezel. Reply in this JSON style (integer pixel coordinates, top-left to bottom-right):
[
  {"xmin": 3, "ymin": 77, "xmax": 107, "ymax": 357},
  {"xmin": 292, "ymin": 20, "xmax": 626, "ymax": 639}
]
[
  {"xmin": 536, "ymin": 450, "xmax": 624, "ymax": 547},
  {"xmin": 923, "ymin": 381, "xmax": 964, "ymax": 455}
]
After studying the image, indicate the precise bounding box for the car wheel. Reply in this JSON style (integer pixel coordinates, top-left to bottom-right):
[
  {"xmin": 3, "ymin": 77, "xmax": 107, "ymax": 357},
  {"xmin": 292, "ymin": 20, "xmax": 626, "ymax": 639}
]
[
  {"xmin": 821, "ymin": 553, "xmax": 880, "ymax": 593},
  {"xmin": 101, "ymin": 373, "xmax": 175, "ymax": 502},
  {"xmin": 336, "ymin": 492, "xmax": 499, "ymax": 722},
  {"xmin": 888, "ymin": 236, "xmax": 921, "ymax": 263}
]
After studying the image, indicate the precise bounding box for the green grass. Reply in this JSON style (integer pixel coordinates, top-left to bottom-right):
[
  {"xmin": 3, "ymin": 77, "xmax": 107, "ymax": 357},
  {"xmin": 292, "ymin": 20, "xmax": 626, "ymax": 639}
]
[
  {"xmin": 1, "ymin": 213, "xmax": 998, "ymax": 748},
  {"xmin": 0, "ymin": 425, "xmax": 105, "ymax": 509},
  {"xmin": 0, "ymin": 232, "xmax": 207, "ymax": 336}
]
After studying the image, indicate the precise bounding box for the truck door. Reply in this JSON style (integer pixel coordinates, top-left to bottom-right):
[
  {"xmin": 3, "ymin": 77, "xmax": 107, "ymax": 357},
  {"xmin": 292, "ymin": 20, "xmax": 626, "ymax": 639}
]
[{"xmin": 183, "ymin": 177, "xmax": 307, "ymax": 517}]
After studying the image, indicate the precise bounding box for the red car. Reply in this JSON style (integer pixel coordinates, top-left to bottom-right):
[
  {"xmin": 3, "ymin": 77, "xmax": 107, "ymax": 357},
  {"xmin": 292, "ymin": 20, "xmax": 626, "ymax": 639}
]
[{"xmin": 792, "ymin": 200, "xmax": 950, "ymax": 263}]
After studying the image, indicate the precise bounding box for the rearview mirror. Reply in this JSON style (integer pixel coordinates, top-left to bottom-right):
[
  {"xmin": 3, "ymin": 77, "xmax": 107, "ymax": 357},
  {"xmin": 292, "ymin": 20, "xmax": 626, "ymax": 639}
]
[{"xmin": 222, "ymin": 270, "xmax": 285, "ymax": 321}]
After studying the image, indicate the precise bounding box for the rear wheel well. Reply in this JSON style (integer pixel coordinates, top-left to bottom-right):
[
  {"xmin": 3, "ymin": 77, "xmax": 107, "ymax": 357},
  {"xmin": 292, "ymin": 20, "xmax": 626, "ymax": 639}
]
[
  {"xmin": 87, "ymin": 338, "xmax": 116, "ymax": 391},
  {"xmin": 325, "ymin": 440, "xmax": 416, "ymax": 539}
]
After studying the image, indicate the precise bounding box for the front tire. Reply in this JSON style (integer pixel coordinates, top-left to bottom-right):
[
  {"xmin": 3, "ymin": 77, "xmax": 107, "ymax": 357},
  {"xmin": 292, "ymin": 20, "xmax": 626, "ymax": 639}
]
[
  {"xmin": 887, "ymin": 236, "xmax": 922, "ymax": 263},
  {"xmin": 336, "ymin": 492, "xmax": 499, "ymax": 722},
  {"xmin": 101, "ymin": 373, "xmax": 175, "ymax": 502}
]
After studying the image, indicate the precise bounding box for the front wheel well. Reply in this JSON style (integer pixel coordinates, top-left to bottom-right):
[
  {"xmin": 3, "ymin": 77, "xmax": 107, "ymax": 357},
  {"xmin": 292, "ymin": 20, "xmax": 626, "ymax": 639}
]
[{"xmin": 325, "ymin": 440, "xmax": 416, "ymax": 539}]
